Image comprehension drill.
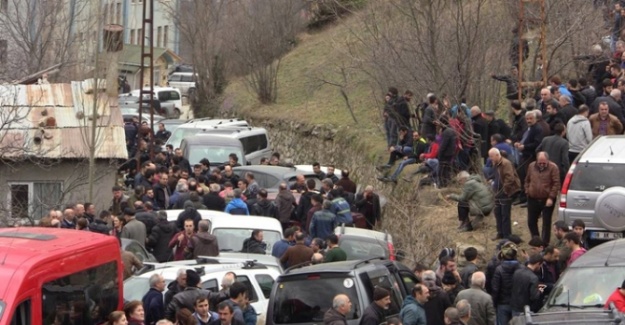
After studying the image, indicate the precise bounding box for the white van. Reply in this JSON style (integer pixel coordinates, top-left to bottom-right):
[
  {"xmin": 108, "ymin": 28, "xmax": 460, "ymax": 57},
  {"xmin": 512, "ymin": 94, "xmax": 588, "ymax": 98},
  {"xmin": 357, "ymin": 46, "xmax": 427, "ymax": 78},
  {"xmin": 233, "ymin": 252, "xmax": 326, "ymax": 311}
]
[
  {"xmin": 130, "ymin": 87, "xmax": 183, "ymax": 118},
  {"xmin": 199, "ymin": 126, "xmax": 272, "ymax": 165},
  {"xmin": 165, "ymin": 210, "xmax": 284, "ymax": 255},
  {"xmin": 166, "ymin": 118, "xmax": 249, "ymax": 149},
  {"xmin": 167, "ymin": 72, "xmax": 197, "ymax": 96}
]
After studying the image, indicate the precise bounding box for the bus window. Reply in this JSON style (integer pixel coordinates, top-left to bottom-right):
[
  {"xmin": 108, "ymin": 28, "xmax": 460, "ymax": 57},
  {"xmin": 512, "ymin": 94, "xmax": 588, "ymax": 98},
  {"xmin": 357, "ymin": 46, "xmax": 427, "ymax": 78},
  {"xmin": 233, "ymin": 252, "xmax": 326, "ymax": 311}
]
[
  {"xmin": 10, "ymin": 299, "xmax": 30, "ymax": 325},
  {"xmin": 42, "ymin": 261, "xmax": 119, "ymax": 325}
]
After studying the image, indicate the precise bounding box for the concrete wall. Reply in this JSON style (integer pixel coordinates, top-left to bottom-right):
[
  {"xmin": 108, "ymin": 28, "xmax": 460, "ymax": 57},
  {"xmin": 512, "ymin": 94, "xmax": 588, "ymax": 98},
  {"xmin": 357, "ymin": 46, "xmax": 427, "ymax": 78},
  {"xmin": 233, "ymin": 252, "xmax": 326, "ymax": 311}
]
[{"xmin": 0, "ymin": 159, "xmax": 118, "ymax": 224}]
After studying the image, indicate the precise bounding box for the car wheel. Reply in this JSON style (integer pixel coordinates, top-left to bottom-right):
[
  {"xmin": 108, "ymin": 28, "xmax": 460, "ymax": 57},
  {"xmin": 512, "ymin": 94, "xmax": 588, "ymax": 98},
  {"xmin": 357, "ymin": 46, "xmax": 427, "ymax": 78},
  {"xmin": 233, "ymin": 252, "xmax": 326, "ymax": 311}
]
[
  {"xmin": 174, "ymin": 108, "xmax": 181, "ymax": 119},
  {"xmin": 595, "ymin": 186, "xmax": 625, "ymax": 232}
]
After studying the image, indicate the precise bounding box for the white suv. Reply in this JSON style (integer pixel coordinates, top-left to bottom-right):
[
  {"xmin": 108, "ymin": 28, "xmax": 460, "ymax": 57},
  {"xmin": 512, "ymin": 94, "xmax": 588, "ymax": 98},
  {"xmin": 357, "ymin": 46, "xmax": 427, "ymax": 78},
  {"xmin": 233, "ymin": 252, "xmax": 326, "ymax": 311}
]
[{"xmin": 124, "ymin": 260, "xmax": 280, "ymax": 325}]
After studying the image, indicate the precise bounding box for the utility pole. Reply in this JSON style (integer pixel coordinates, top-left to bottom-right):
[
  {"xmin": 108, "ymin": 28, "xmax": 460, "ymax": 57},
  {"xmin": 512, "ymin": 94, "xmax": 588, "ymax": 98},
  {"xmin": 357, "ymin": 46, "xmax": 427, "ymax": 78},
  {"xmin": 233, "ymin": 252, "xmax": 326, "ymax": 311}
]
[
  {"xmin": 517, "ymin": 0, "xmax": 548, "ymax": 97},
  {"xmin": 136, "ymin": 0, "xmax": 155, "ymax": 169}
]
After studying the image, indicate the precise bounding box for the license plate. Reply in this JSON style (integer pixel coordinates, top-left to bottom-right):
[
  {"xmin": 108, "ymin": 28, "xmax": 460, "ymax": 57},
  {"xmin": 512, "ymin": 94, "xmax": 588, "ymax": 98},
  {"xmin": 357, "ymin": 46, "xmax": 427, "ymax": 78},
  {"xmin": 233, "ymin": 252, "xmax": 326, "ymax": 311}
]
[{"xmin": 590, "ymin": 232, "xmax": 623, "ymax": 240}]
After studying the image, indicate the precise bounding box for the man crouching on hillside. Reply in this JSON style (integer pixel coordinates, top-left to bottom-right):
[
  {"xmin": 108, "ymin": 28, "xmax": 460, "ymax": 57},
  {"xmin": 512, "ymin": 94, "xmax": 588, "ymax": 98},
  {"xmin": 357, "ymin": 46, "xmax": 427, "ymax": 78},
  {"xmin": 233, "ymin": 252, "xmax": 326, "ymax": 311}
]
[{"xmin": 446, "ymin": 171, "xmax": 494, "ymax": 232}]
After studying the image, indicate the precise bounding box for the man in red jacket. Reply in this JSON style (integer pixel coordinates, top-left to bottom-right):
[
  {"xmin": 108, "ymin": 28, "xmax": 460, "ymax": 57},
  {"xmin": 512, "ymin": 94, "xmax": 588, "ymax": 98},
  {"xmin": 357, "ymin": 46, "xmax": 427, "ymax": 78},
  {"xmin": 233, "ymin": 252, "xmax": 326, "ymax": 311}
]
[
  {"xmin": 169, "ymin": 218, "xmax": 195, "ymax": 260},
  {"xmin": 605, "ymin": 279, "xmax": 625, "ymax": 312}
]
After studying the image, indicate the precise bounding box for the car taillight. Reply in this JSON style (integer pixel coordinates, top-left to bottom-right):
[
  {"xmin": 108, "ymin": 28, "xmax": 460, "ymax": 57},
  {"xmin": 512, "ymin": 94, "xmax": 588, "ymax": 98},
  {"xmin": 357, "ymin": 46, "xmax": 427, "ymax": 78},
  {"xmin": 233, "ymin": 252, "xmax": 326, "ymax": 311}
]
[
  {"xmin": 387, "ymin": 242, "xmax": 396, "ymax": 261},
  {"xmin": 560, "ymin": 163, "xmax": 576, "ymax": 208}
]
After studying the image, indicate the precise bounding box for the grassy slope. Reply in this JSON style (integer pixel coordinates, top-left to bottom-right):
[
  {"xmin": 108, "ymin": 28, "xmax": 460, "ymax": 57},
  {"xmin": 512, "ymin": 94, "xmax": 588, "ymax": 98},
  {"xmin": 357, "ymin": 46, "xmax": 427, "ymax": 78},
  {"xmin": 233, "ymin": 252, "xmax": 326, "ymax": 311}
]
[
  {"xmin": 223, "ymin": 16, "xmax": 387, "ymax": 161},
  {"xmin": 223, "ymin": 15, "xmax": 535, "ymax": 263}
]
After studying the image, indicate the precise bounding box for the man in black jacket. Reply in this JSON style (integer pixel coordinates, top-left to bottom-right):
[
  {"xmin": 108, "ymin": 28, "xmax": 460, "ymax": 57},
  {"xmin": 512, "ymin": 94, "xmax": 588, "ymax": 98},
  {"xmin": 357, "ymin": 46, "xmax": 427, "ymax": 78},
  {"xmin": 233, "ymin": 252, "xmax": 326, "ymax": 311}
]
[
  {"xmin": 360, "ymin": 287, "xmax": 391, "ymax": 325},
  {"xmin": 393, "ymin": 90, "xmax": 413, "ymax": 128},
  {"xmin": 204, "ymin": 184, "xmax": 226, "ymax": 212},
  {"xmin": 491, "ymin": 242, "xmax": 521, "ymax": 325},
  {"xmin": 470, "ymin": 106, "xmax": 489, "ymax": 161},
  {"xmin": 510, "ymin": 101, "xmax": 528, "ymax": 143},
  {"xmin": 153, "ymin": 172, "xmax": 171, "ymax": 210},
  {"xmin": 438, "ymin": 117, "xmax": 457, "ymax": 188},
  {"xmin": 251, "ymin": 190, "xmax": 277, "ymax": 218},
  {"xmin": 514, "ymin": 110, "xmax": 543, "ymax": 205},
  {"xmin": 545, "ymin": 103, "xmax": 566, "ymax": 135},
  {"xmin": 511, "ymin": 254, "xmax": 543, "ymax": 314},
  {"xmin": 146, "ymin": 211, "xmax": 176, "ymax": 262}
]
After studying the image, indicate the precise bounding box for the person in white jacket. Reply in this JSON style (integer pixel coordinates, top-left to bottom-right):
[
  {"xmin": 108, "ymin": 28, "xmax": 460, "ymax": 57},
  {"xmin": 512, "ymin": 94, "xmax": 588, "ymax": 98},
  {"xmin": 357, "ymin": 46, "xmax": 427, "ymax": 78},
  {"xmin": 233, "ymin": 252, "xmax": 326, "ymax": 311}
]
[{"xmin": 566, "ymin": 105, "xmax": 593, "ymax": 163}]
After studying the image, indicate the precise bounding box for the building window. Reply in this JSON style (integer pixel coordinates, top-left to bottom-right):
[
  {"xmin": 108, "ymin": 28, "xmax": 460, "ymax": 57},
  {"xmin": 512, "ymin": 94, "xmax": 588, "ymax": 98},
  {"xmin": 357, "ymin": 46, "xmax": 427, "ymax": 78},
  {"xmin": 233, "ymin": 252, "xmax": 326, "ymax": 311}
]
[
  {"xmin": 0, "ymin": 39, "xmax": 7, "ymax": 64},
  {"xmin": 116, "ymin": 2, "xmax": 121, "ymax": 24},
  {"xmin": 163, "ymin": 25, "xmax": 168, "ymax": 48},
  {"xmin": 8, "ymin": 182, "xmax": 62, "ymax": 220},
  {"xmin": 130, "ymin": 29, "xmax": 135, "ymax": 45},
  {"xmin": 157, "ymin": 26, "xmax": 161, "ymax": 47}
]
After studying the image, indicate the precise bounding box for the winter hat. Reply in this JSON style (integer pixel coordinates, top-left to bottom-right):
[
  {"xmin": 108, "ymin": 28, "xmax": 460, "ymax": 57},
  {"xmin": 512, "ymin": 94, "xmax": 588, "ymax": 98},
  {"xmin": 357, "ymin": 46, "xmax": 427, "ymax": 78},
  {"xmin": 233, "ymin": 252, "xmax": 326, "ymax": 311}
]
[
  {"xmin": 441, "ymin": 271, "xmax": 457, "ymax": 286},
  {"xmin": 500, "ymin": 242, "xmax": 518, "ymax": 260},
  {"xmin": 438, "ymin": 248, "xmax": 456, "ymax": 262},
  {"xmin": 186, "ymin": 270, "xmax": 201, "ymax": 288},
  {"xmin": 373, "ymin": 287, "xmax": 390, "ymax": 301}
]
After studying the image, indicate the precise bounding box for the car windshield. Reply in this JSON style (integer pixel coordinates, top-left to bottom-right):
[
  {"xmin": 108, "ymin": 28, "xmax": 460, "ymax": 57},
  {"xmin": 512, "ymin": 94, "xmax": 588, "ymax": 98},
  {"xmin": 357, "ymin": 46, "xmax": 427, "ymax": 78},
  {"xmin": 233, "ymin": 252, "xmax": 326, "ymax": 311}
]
[
  {"xmin": 168, "ymin": 128, "xmax": 202, "ymax": 149},
  {"xmin": 546, "ymin": 267, "xmax": 625, "ymax": 308},
  {"xmin": 569, "ymin": 163, "xmax": 625, "ymax": 191},
  {"xmin": 340, "ymin": 237, "xmax": 387, "ymax": 260},
  {"xmin": 272, "ymin": 276, "xmax": 360, "ymax": 323},
  {"xmin": 188, "ymin": 146, "xmax": 244, "ymax": 165},
  {"xmin": 213, "ymin": 228, "xmax": 281, "ymax": 253}
]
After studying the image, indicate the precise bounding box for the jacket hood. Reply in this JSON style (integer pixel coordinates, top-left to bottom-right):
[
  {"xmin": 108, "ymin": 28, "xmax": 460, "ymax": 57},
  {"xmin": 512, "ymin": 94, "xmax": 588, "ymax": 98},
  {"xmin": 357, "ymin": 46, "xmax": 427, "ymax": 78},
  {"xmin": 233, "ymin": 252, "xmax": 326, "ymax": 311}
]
[
  {"xmin": 501, "ymin": 260, "xmax": 521, "ymax": 274},
  {"xmin": 228, "ymin": 198, "xmax": 247, "ymax": 209},
  {"xmin": 196, "ymin": 232, "xmax": 217, "ymax": 243},
  {"xmin": 467, "ymin": 174, "xmax": 483, "ymax": 183},
  {"xmin": 570, "ymin": 114, "xmax": 588, "ymax": 124},
  {"xmin": 255, "ymin": 199, "xmax": 273, "ymax": 208},
  {"xmin": 159, "ymin": 220, "xmax": 176, "ymax": 233},
  {"xmin": 167, "ymin": 281, "xmax": 182, "ymax": 291}
]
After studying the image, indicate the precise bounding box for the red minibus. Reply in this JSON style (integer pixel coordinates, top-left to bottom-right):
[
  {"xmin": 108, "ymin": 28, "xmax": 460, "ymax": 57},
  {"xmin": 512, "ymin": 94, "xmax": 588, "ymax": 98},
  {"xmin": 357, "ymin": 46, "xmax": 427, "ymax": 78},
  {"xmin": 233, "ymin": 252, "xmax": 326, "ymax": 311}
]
[{"xmin": 0, "ymin": 227, "xmax": 123, "ymax": 325}]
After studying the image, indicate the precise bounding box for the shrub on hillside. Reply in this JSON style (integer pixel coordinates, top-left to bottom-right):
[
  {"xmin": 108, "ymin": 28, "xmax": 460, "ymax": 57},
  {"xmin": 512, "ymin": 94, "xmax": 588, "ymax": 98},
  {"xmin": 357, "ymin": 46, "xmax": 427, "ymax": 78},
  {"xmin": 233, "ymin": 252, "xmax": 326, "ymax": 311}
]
[{"xmin": 306, "ymin": 0, "xmax": 367, "ymax": 29}]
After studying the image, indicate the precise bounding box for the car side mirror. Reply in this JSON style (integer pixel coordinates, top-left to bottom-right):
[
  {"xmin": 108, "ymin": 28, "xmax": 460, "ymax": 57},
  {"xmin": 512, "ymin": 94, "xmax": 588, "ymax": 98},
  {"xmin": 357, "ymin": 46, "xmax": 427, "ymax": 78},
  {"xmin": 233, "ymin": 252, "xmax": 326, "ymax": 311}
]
[
  {"xmin": 395, "ymin": 249, "xmax": 406, "ymax": 262},
  {"xmin": 246, "ymin": 161, "xmax": 252, "ymax": 165}
]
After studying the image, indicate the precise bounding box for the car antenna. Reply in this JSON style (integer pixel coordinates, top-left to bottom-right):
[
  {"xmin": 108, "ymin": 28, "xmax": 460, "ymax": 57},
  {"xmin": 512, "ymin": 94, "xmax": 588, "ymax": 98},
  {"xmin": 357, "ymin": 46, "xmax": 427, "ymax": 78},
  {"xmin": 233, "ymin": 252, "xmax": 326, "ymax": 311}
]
[
  {"xmin": 605, "ymin": 239, "xmax": 617, "ymax": 267},
  {"xmin": 610, "ymin": 145, "xmax": 614, "ymax": 156},
  {"xmin": 567, "ymin": 290, "xmax": 570, "ymax": 312}
]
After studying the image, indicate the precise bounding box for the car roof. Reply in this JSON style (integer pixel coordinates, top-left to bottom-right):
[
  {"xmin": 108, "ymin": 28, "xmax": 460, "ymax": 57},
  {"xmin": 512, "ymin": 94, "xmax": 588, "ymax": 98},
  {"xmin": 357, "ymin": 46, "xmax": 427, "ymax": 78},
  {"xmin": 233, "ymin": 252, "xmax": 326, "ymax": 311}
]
[
  {"xmin": 165, "ymin": 209, "xmax": 234, "ymax": 222},
  {"xmin": 176, "ymin": 119, "xmax": 249, "ymax": 129},
  {"xmin": 569, "ymin": 238, "xmax": 625, "ymax": 267},
  {"xmin": 210, "ymin": 215, "xmax": 282, "ymax": 232},
  {"xmin": 577, "ymin": 135, "xmax": 625, "ymax": 164},
  {"xmin": 182, "ymin": 134, "xmax": 244, "ymax": 146},
  {"xmin": 334, "ymin": 226, "xmax": 392, "ymax": 243},
  {"xmin": 282, "ymin": 257, "xmax": 391, "ymax": 275},
  {"xmin": 197, "ymin": 126, "xmax": 267, "ymax": 137},
  {"xmin": 137, "ymin": 262, "xmax": 267, "ymax": 280},
  {"xmin": 233, "ymin": 165, "xmax": 315, "ymax": 179},
  {"xmin": 294, "ymin": 165, "xmax": 343, "ymax": 176}
]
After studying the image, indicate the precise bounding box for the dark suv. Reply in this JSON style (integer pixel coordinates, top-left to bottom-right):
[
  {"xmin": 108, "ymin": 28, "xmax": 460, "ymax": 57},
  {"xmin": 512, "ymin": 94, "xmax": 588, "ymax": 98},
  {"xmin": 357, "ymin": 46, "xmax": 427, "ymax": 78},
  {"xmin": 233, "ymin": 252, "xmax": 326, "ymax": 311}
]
[{"xmin": 266, "ymin": 258, "xmax": 419, "ymax": 325}]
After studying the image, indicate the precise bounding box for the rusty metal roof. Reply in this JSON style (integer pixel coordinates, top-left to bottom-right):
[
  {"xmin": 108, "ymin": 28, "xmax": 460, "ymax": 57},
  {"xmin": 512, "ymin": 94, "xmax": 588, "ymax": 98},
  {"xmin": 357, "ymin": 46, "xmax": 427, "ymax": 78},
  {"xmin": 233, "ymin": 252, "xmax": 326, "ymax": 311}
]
[{"xmin": 0, "ymin": 79, "xmax": 128, "ymax": 160}]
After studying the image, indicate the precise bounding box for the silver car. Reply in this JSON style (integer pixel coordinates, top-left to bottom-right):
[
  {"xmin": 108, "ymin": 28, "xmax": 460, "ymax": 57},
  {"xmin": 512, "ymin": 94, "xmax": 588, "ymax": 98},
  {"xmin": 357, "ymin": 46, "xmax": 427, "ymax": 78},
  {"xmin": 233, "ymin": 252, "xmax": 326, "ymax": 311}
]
[{"xmin": 559, "ymin": 135, "xmax": 625, "ymax": 243}]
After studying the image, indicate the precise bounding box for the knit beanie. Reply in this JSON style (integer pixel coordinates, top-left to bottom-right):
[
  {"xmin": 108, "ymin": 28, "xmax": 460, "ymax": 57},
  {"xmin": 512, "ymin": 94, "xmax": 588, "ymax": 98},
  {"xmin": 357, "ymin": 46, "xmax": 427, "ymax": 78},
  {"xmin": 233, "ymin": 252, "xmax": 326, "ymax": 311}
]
[{"xmin": 373, "ymin": 287, "xmax": 390, "ymax": 301}]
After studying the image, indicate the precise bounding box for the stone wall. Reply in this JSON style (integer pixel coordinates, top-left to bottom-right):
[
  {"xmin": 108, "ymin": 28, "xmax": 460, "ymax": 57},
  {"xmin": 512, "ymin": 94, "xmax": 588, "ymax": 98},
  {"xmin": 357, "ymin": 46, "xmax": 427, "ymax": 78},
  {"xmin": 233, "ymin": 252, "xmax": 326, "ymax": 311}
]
[{"xmin": 248, "ymin": 117, "xmax": 381, "ymax": 187}]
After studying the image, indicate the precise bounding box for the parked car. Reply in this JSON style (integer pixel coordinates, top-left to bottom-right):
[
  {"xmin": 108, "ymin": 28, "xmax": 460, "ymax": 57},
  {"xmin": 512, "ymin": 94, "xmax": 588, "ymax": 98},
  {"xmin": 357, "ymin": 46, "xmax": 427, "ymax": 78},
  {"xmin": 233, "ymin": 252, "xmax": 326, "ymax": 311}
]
[
  {"xmin": 199, "ymin": 126, "xmax": 272, "ymax": 164},
  {"xmin": 165, "ymin": 210, "xmax": 284, "ymax": 255},
  {"xmin": 266, "ymin": 258, "xmax": 419, "ymax": 325},
  {"xmin": 232, "ymin": 165, "xmax": 321, "ymax": 193},
  {"xmin": 334, "ymin": 225, "xmax": 401, "ymax": 261},
  {"xmin": 180, "ymin": 134, "xmax": 246, "ymax": 166},
  {"xmin": 168, "ymin": 72, "xmax": 197, "ymax": 96},
  {"xmin": 121, "ymin": 109, "xmax": 166, "ymax": 125},
  {"xmin": 541, "ymin": 238, "xmax": 625, "ymax": 312},
  {"xmin": 129, "ymin": 87, "xmax": 183, "ymax": 119},
  {"xmin": 124, "ymin": 261, "xmax": 280, "ymax": 324},
  {"xmin": 559, "ymin": 136, "xmax": 625, "ymax": 244},
  {"xmin": 166, "ymin": 118, "xmax": 249, "ymax": 149},
  {"xmin": 121, "ymin": 238, "xmax": 158, "ymax": 263}
]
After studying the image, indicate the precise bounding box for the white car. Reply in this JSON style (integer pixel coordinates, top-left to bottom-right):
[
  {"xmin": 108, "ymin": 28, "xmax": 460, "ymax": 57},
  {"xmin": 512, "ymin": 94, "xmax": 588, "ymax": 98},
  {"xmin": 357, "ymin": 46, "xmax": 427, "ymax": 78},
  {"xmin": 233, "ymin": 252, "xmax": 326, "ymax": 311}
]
[
  {"xmin": 124, "ymin": 261, "xmax": 280, "ymax": 324},
  {"xmin": 165, "ymin": 210, "xmax": 284, "ymax": 254}
]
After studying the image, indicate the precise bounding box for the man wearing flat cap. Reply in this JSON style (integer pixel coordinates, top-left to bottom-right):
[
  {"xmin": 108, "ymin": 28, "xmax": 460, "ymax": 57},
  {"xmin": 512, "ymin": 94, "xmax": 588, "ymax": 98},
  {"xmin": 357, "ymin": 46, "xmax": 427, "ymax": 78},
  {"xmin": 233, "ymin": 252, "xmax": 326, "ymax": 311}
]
[{"xmin": 360, "ymin": 287, "xmax": 391, "ymax": 325}]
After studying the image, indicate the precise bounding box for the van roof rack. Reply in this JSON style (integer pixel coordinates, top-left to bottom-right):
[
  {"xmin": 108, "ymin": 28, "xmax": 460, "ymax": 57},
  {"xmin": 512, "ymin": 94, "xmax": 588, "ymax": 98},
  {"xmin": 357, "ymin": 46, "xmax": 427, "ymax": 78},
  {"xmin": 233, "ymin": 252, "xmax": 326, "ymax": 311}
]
[
  {"xmin": 196, "ymin": 256, "xmax": 266, "ymax": 269},
  {"xmin": 352, "ymin": 257, "xmax": 385, "ymax": 269}
]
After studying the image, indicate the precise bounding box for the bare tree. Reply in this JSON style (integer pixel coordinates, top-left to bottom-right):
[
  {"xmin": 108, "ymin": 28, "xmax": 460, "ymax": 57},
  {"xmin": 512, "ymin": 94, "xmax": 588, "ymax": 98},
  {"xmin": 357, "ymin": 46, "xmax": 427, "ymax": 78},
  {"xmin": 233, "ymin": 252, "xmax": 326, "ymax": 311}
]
[
  {"xmin": 226, "ymin": 0, "xmax": 306, "ymax": 104},
  {"xmin": 0, "ymin": 0, "xmax": 92, "ymax": 81}
]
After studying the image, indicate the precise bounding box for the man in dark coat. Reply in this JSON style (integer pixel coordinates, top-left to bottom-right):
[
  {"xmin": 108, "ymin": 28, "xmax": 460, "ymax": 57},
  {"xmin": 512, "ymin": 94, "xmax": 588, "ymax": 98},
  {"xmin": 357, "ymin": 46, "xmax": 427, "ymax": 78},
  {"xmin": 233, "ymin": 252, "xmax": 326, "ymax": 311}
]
[
  {"xmin": 510, "ymin": 101, "xmax": 528, "ymax": 143},
  {"xmin": 360, "ymin": 287, "xmax": 391, "ymax": 325},
  {"xmin": 393, "ymin": 90, "xmax": 413, "ymax": 128},
  {"xmin": 153, "ymin": 172, "xmax": 171, "ymax": 210},
  {"xmin": 275, "ymin": 183, "xmax": 296, "ymax": 229},
  {"xmin": 422, "ymin": 271, "xmax": 452, "ymax": 325},
  {"xmin": 335, "ymin": 169, "xmax": 357, "ymax": 194},
  {"xmin": 279, "ymin": 232, "xmax": 314, "ymax": 268},
  {"xmin": 354, "ymin": 186, "xmax": 381, "ymax": 230},
  {"xmin": 438, "ymin": 117, "xmax": 457, "ymax": 188},
  {"xmin": 204, "ymin": 183, "xmax": 226, "ymax": 212},
  {"xmin": 146, "ymin": 211, "xmax": 176, "ymax": 262},
  {"xmin": 143, "ymin": 274, "xmax": 166, "ymax": 325},
  {"xmin": 241, "ymin": 230, "xmax": 267, "ymax": 254},
  {"xmin": 491, "ymin": 242, "xmax": 521, "ymax": 325},
  {"xmin": 166, "ymin": 270, "xmax": 212, "ymax": 321},
  {"xmin": 514, "ymin": 110, "xmax": 543, "ymax": 204},
  {"xmin": 536, "ymin": 123, "xmax": 570, "ymax": 184},
  {"xmin": 470, "ymin": 106, "xmax": 489, "ymax": 161},
  {"xmin": 558, "ymin": 95, "xmax": 578, "ymax": 124},
  {"xmin": 511, "ymin": 254, "xmax": 543, "ymax": 314},
  {"xmin": 544, "ymin": 103, "xmax": 566, "ymax": 135},
  {"xmin": 251, "ymin": 189, "xmax": 278, "ymax": 218},
  {"xmin": 186, "ymin": 220, "xmax": 219, "ymax": 258}
]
